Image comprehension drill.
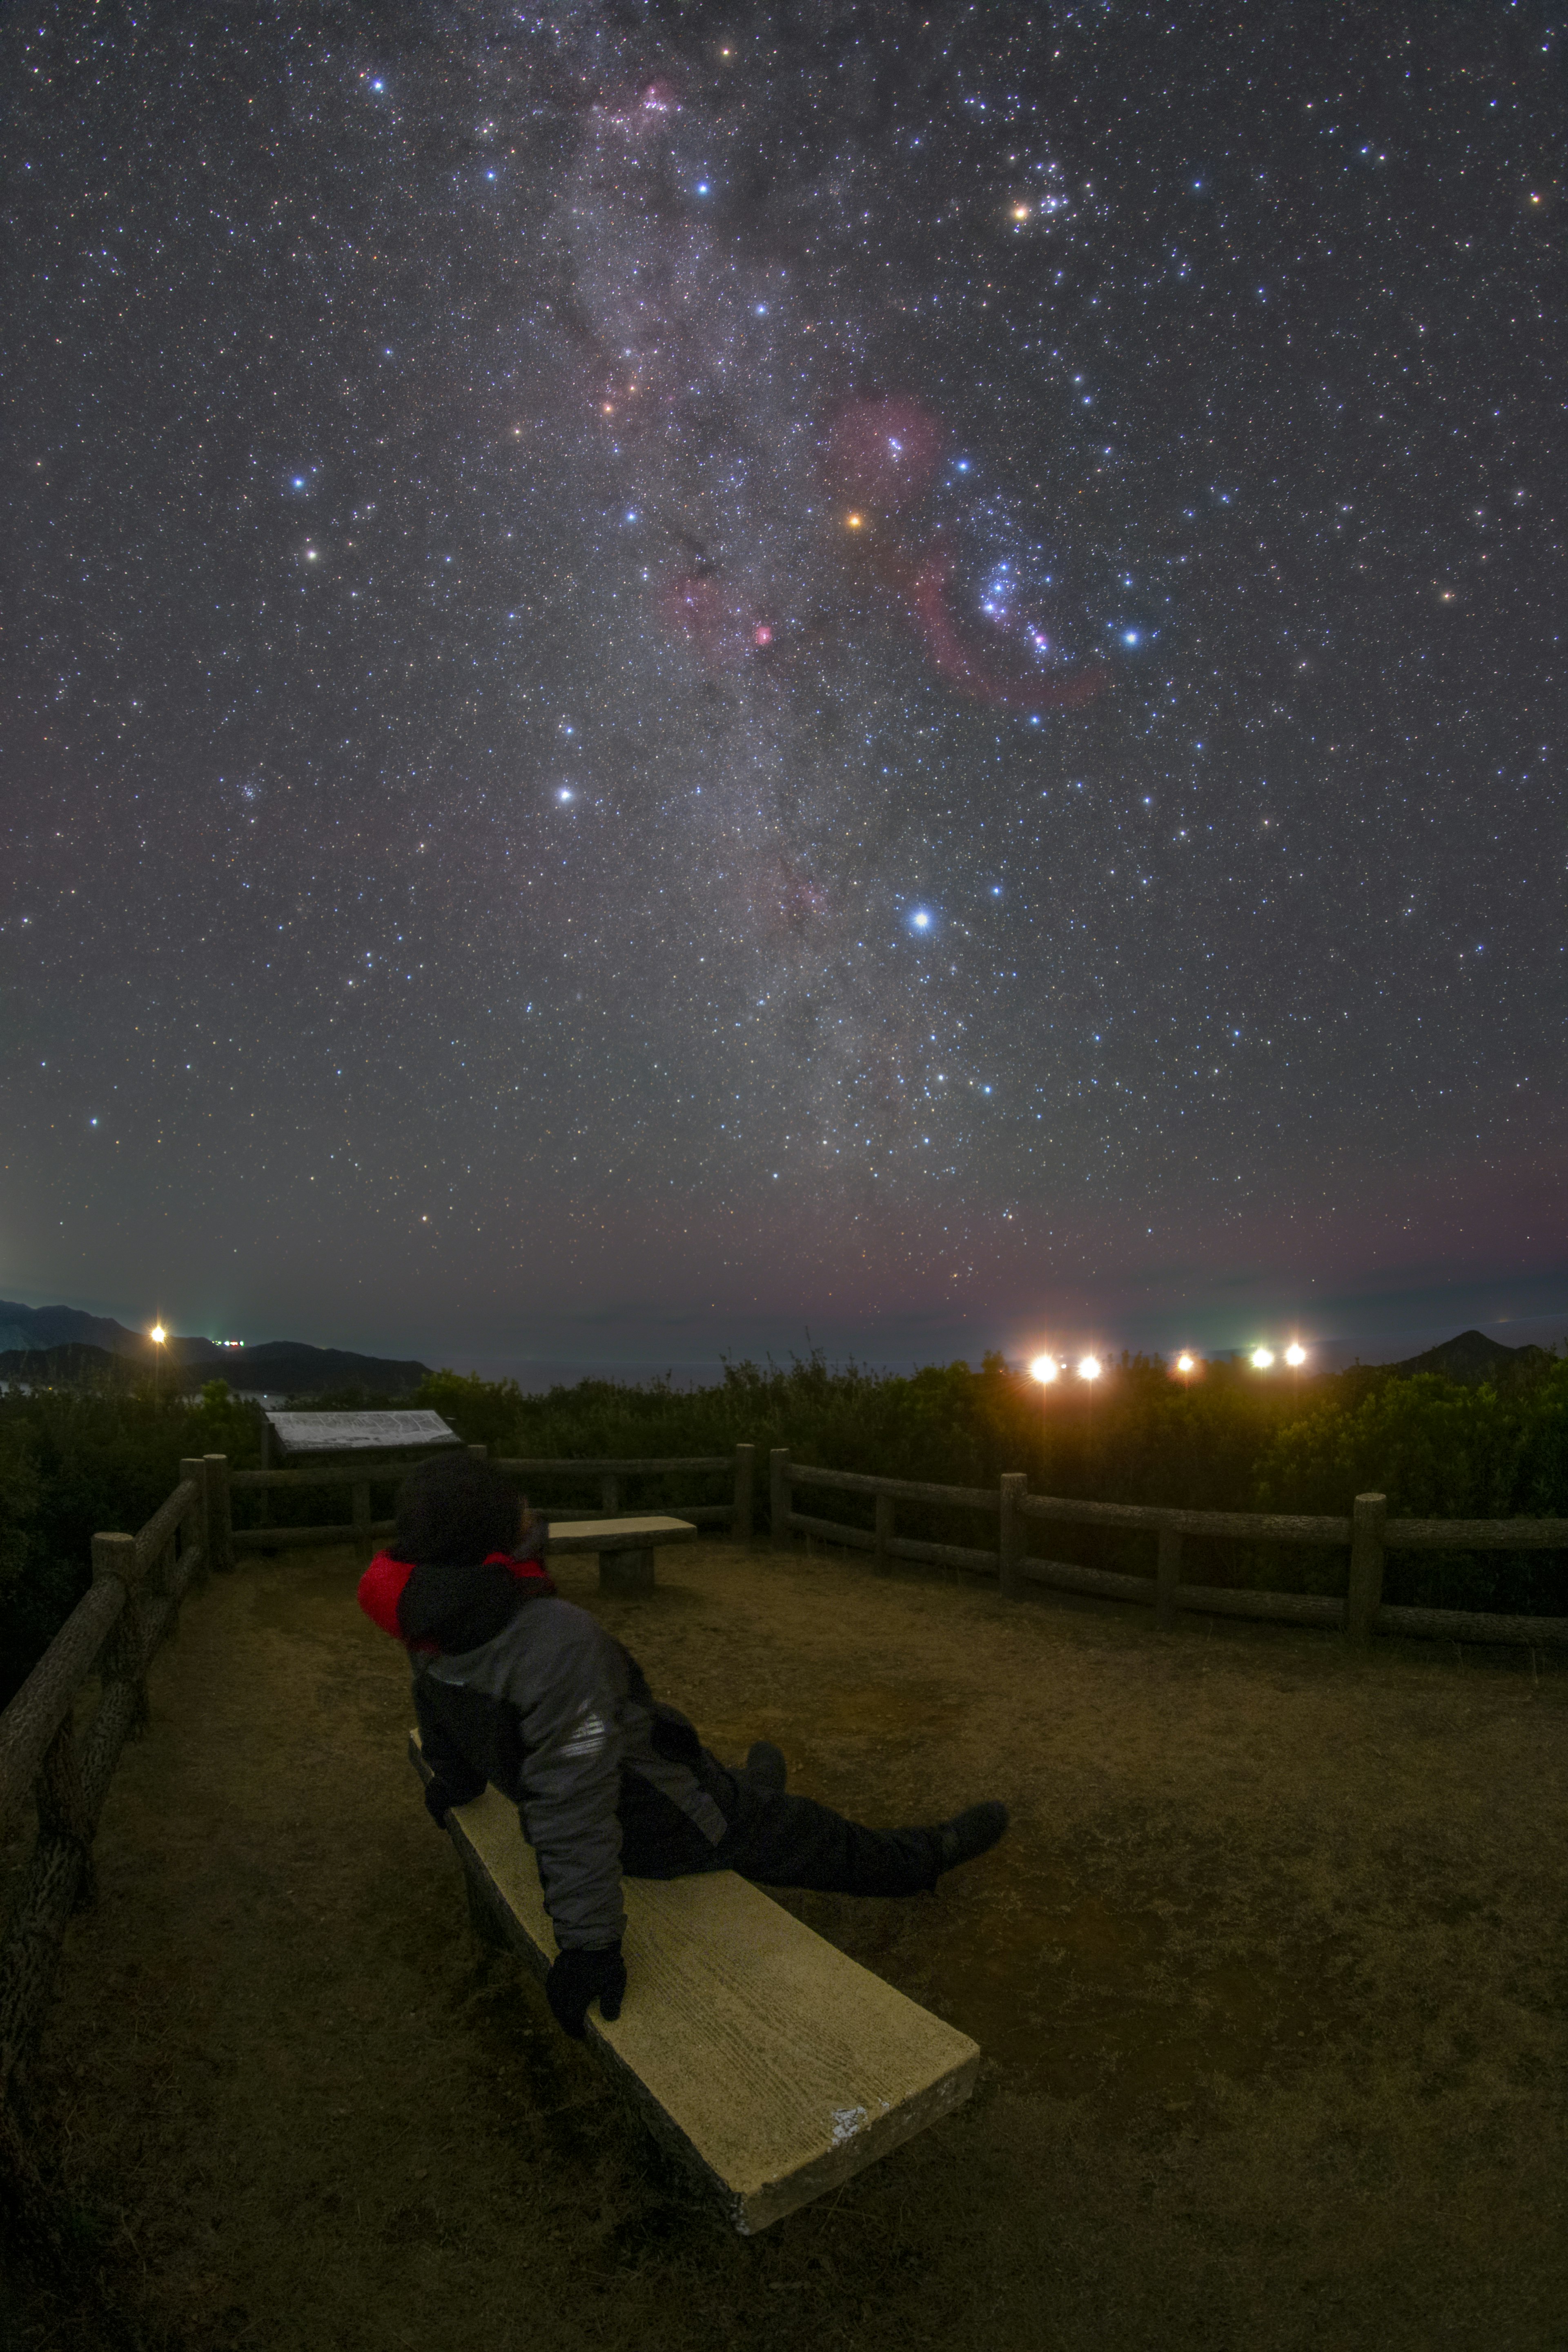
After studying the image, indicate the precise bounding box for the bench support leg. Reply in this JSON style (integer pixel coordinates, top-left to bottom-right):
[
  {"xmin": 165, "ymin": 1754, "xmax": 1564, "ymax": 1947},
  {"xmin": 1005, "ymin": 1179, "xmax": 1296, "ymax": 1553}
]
[
  {"xmin": 463, "ymin": 1861, "xmax": 510, "ymax": 1952},
  {"xmin": 600, "ymin": 1547, "xmax": 655, "ymax": 1595}
]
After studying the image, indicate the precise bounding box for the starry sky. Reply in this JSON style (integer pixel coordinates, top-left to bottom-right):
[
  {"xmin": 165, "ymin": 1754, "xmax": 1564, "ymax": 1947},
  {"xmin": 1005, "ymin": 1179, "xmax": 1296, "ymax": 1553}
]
[{"xmin": 3, "ymin": 0, "xmax": 1564, "ymax": 1376}]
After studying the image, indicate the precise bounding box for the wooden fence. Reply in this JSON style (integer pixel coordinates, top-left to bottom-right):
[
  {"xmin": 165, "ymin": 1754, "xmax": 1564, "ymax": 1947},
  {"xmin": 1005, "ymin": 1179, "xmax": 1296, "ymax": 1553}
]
[
  {"xmin": 3, "ymin": 1438, "xmax": 1564, "ymax": 2115},
  {"xmin": 769, "ymin": 1451, "xmax": 1568, "ymax": 1648},
  {"xmin": 0, "ymin": 1454, "xmax": 228, "ymax": 2103},
  {"xmin": 227, "ymin": 1446, "xmax": 756, "ymax": 1562}
]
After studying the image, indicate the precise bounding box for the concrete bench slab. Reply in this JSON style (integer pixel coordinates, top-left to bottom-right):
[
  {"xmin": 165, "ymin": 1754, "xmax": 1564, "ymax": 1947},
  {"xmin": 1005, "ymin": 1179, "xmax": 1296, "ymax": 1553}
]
[
  {"xmin": 546, "ymin": 1515, "xmax": 697, "ymax": 1595},
  {"xmin": 410, "ymin": 1729, "xmax": 981, "ymax": 2234}
]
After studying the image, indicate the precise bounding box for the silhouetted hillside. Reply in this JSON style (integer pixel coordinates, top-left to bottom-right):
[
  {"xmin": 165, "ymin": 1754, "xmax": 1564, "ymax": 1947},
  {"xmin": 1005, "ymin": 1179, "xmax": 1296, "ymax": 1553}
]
[
  {"xmin": 0, "ymin": 1308, "xmax": 428, "ymax": 1395},
  {"xmin": 1386, "ymin": 1329, "xmax": 1553, "ymax": 1383}
]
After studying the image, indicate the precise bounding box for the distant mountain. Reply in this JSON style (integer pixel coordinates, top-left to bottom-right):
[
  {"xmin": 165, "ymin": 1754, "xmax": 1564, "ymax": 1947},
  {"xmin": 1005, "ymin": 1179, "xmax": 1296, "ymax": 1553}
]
[
  {"xmin": 0, "ymin": 1344, "xmax": 139, "ymax": 1387},
  {"xmin": 0, "ymin": 1303, "xmax": 429, "ymax": 1394},
  {"xmin": 1385, "ymin": 1328, "xmax": 1553, "ymax": 1382}
]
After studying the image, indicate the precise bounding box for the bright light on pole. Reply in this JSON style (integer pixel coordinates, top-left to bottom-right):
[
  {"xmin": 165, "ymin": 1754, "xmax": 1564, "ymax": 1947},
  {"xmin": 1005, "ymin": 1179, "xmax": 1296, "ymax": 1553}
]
[
  {"xmin": 150, "ymin": 1324, "xmax": 166, "ymax": 1346},
  {"xmin": 1285, "ymin": 1343, "xmax": 1306, "ymax": 1368},
  {"xmin": 1030, "ymin": 1354, "xmax": 1059, "ymax": 1384},
  {"xmin": 1078, "ymin": 1355, "xmax": 1101, "ymax": 1382},
  {"xmin": 1251, "ymin": 1346, "xmax": 1275, "ymax": 1370}
]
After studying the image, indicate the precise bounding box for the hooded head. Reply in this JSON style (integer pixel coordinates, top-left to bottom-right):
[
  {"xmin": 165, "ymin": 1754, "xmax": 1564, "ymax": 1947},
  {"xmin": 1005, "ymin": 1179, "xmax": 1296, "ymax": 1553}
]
[
  {"xmin": 393, "ymin": 1450, "xmax": 524, "ymax": 1566},
  {"xmin": 365, "ymin": 1452, "xmax": 553, "ymax": 1657}
]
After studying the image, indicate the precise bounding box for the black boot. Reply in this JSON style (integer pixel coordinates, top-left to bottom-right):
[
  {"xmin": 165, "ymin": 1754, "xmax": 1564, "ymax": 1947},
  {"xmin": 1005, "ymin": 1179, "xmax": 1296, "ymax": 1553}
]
[
  {"xmin": 936, "ymin": 1801, "xmax": 1009, "ymax": 1871},
  {"xmin": 744, "ymin": 1741, "xmax": 788, "ymax": 1793}
]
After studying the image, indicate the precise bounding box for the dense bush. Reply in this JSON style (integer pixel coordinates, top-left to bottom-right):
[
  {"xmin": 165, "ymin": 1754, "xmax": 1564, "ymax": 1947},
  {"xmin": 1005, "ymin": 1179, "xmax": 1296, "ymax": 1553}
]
[
  {"xmin": 2, "ymin": 1350, "xmax": 1564, "ymax": 1708},
  {"xmin": 0, "ymin": 1379, "xmax": 263, "ymax": 1708}
]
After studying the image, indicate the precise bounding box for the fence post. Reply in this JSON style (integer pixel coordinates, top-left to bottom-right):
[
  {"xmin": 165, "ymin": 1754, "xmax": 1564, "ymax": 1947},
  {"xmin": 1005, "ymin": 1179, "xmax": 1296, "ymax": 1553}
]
[
  {"xmin": 1156, "ymin": 1520, "xmax": 1182, "ymax": 1630},
  {"xmin": 601, "ymin": 1474, "xmax": 621, "ymax": 1516},
  {"xmin": 770, "ymin": 1451, "xmax": 790, "ymax": 1551},
  {"xmin": 33, "ymin": 1708, "xmax": 96, "ymax": 1917},
  {"xmin": 91, "ymin": 1533, "xmax": 148, "ymax": 1740},
  {"xmin": 873, "ymin": 1492, "xmax": 894, "ymax": 1575},
  {"xmin": 179, "ymin": 1457, "xmax": 210, "ymax": 1593},
  {"xmin": 732, "ymin": 1445, "xmax": 755, "ymax": 1546},
  {"xmin": 205, "ymin": 1453, "xmax": 233, "ymax": 1573},
  {"xmin": 998, "ymin": 1474, "xmax": 1027, "ymax": 1600},
  {"xmin": 0, "ymin": 1704, "xmax": 98, "ymax": 2094},
  {"xmin": 1345, "ymin": 1494, "xmax": 1387, "ymax": 1644}
]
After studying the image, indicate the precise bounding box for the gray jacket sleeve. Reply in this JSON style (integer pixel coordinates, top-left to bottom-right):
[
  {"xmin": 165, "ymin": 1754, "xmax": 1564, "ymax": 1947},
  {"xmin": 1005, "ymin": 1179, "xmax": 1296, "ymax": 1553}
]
[{"xmin": 514, "ymin": 1607, "xmax": 627, "ymax": 1951}]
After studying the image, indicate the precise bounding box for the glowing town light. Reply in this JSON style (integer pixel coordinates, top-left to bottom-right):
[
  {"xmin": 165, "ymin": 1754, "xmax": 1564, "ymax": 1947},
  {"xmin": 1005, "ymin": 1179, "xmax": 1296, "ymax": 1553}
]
[
  {"xmin": 1176, "ymin": 1353, "xmax": 1195, "ymax": 1375},
  {"xmin": 1030, "ymin": 1354, "xmax": 1059, "ymax": 1384},
  {"xmin": 150, "ymin": 1325, "xmax": 166, "ymax": 1346},
  {"xmin": 1078, "ymin": 1355, "xmax": 1101, "ymax": 1382},
  {"xmin": 1251, "ymin": 1347, "xmax": 1275, "ymax": 1370},
  {"xmin": 1285, "ymin": 1343, "xmax": 1307, "ymax": 1368}
]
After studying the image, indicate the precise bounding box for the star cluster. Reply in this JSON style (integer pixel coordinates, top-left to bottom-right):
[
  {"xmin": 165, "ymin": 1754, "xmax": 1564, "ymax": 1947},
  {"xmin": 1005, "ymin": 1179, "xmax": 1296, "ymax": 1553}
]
[{"xmin": 2, "ymin": 2, "xmax": 1562, "ymax": 1362}]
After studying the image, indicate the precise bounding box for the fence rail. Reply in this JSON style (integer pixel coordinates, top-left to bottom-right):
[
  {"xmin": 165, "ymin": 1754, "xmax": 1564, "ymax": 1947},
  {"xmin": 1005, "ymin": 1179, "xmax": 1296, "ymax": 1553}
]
[
  {"xmin": 227, "ymin": 1446, "xmax": 757, "ymax": 1558},
  {"xmin": 768, "ymin": 1451, "xmax": 1568, "ymax": 1646}
]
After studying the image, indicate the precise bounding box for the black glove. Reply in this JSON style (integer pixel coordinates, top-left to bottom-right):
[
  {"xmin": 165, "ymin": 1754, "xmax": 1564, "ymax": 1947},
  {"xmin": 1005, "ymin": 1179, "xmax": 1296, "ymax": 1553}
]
[
  {"xmin": 546, "ymin": 1943, "xmax": 626, "ymax": 2039},
  {"xmin": 424, "ymin": 1778, "xmax": 459, "ymax": 1831}
]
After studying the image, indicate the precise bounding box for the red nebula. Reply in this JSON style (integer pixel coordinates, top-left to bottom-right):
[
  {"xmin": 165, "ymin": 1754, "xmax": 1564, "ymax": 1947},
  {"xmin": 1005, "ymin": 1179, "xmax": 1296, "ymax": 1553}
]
[
  {"xmin": 823, "ymin": 394, "xmax": 944, "ymax": 512},
  {"xmin": 897, "ymin": 554, "xmax": 1108, "ymax": 713}
]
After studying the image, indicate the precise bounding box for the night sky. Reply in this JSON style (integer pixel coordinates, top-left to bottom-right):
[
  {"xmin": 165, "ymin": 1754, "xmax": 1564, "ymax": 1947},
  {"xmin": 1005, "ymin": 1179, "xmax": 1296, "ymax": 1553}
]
[{"xmin": 4, "ymin": 2, "xmax": 1564, "ymax": 1376}]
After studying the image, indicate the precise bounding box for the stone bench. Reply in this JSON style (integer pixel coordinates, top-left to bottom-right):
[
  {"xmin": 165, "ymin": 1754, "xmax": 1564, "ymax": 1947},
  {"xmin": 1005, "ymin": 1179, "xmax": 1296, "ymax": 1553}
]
[
  {"xmin": 545, "ymin": 1515, "xmax": 697, "ymax": 1596},
  {"xmin": 409, "ymin": 1728, "xmax": 981, "ymax": 2234}
]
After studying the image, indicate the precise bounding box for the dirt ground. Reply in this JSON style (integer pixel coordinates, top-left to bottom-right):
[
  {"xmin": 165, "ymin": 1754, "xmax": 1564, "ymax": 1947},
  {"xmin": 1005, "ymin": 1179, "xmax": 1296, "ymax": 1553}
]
[{"xmin": 4, "ymin": 1535, "xmax": 1567, "ymax": 2352}]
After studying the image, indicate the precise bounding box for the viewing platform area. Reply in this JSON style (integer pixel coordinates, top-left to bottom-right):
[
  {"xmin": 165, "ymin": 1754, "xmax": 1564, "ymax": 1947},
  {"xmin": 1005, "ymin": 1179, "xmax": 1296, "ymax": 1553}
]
[{"xmin": 4, "ymin": 1529, "xmax": 1565, "ymax": 2351}]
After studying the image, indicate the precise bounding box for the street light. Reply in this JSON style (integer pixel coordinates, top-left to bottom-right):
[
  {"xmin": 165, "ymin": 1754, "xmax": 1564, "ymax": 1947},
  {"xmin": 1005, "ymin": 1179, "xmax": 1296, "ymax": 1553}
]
[
  {"xmin": 1284, "ymin": 1343, "xmax": 1307, "ymax": 1368},
  {"xmin": 1250, "ymin": 1346, "xmax": 1275, "ymax": 1370},
  {"xmin": 150, "ymin": 1322, "xmax": 167, "ymax": 1401},
  {"xmin": 1029, "ymin": 1354, "xmax": 1059, "ymax": 1384},
  {"xmin": 1078, "ymin": 1356, "xmax": 1101, "ymax": 1382}
]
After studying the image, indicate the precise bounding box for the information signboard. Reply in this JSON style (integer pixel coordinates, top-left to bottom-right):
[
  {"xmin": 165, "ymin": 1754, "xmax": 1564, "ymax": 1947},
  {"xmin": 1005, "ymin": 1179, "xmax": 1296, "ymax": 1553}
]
[{"xmin": 263, "ymin": 1410, "xmax": 459, "ymax": 1457}]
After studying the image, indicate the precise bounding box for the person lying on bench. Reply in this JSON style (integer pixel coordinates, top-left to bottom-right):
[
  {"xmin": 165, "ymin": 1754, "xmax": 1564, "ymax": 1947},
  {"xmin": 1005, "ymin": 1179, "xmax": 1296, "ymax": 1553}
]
[{"xmin": 358, "ymin": 1452, "xmax": 1009, "ymax": 2041}]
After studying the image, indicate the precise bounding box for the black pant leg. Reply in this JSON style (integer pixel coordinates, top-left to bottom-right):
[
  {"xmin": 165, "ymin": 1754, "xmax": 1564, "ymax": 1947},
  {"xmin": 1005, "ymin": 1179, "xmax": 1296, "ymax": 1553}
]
[
  {"xmin": 713, "ymin": 1783, "xmax": 942, "ymax": 1897},
  {"xmin": 620, "ymin": 1748, "xmax": 942, "ymax": 1897}
]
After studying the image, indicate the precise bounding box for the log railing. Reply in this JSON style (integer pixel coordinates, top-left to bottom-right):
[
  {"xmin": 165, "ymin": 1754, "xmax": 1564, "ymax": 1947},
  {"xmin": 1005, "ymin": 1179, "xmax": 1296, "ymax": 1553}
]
[
  {"xmin": 225, "ymin": 1445, "xmax": 756, "ymax": 1564},
  {"xmin": 769, "ymin": 1452, "xmax": 1568, "ymax": 1649},
  {"xmin": 0, "ymin": 1454, "xmax": 228, "ymax": 2103}
]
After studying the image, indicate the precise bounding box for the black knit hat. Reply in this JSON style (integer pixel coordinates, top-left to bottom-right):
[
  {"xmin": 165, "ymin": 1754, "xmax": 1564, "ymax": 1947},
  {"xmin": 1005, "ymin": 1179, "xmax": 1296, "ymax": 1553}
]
[{"xmin": 392, "ymin": 1451, "xmax": 523, "ymax": 1565}]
